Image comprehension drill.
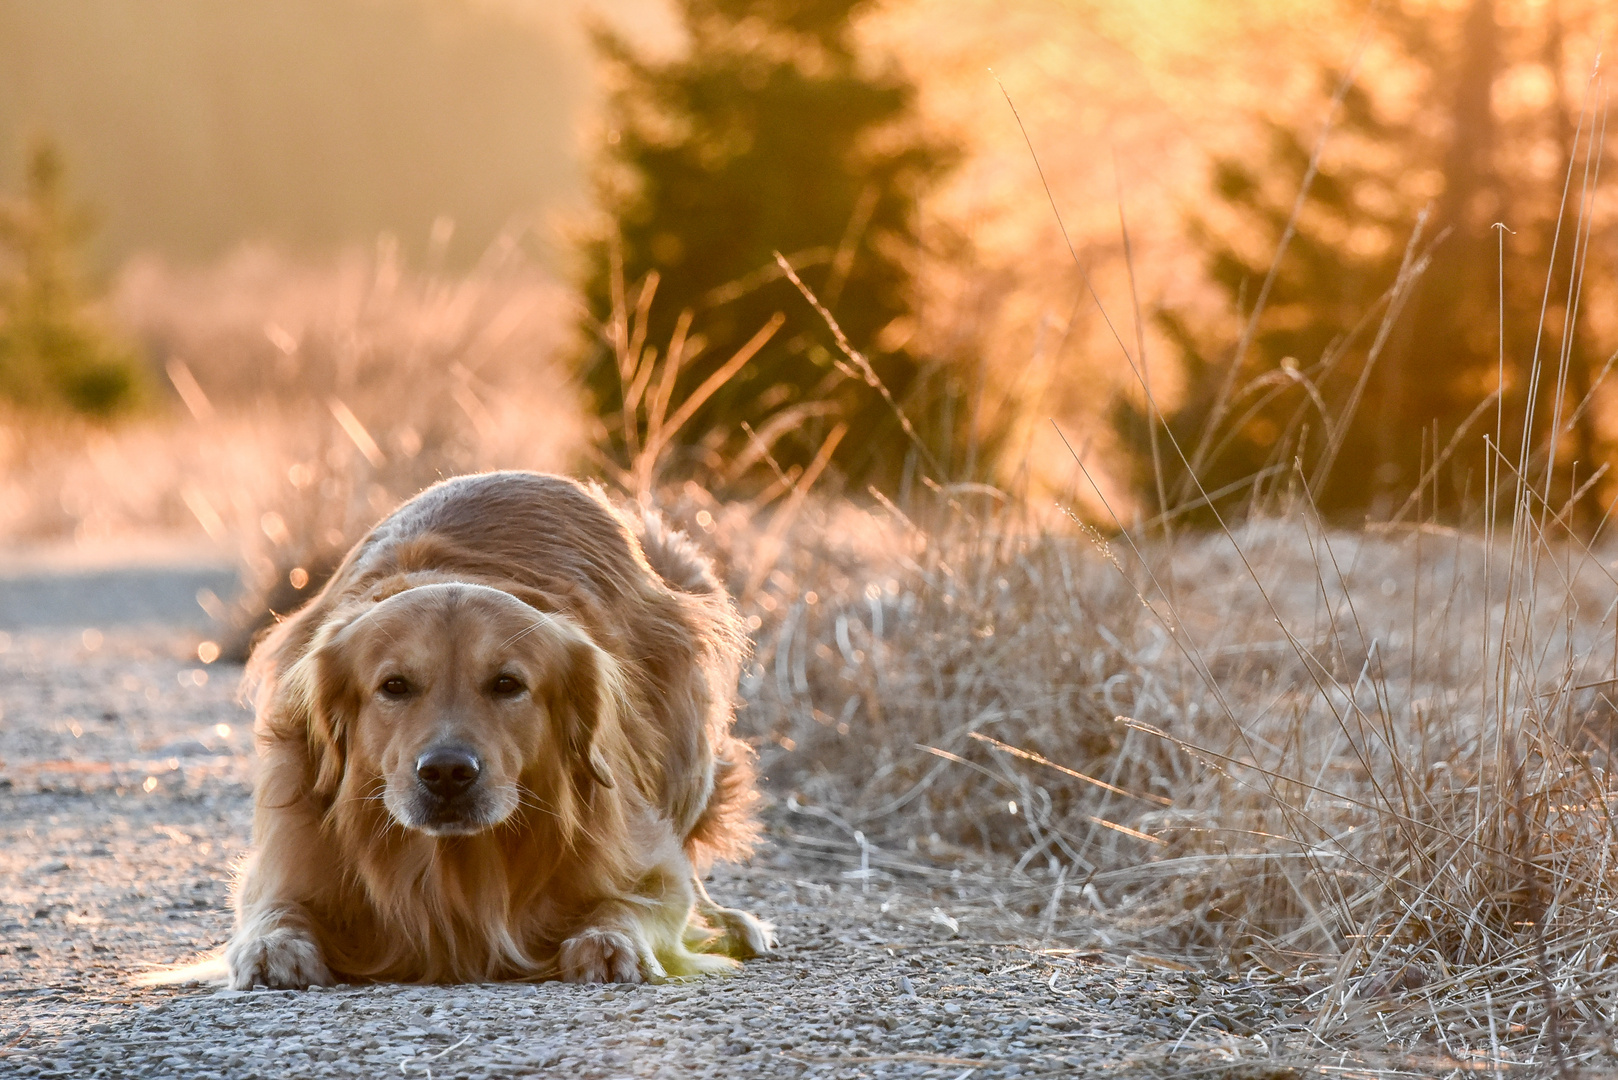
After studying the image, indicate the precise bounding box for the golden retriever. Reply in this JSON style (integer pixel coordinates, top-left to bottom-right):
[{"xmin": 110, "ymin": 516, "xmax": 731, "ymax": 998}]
[{"xmin": 224, "ymin": 471, "xmax": 772, "ymax": 987}]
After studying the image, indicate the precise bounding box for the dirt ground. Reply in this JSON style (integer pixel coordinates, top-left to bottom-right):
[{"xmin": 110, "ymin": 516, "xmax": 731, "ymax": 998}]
[{"xmin": 0, "ymin": 565, "xmax": 1321, "ymax": 1079}]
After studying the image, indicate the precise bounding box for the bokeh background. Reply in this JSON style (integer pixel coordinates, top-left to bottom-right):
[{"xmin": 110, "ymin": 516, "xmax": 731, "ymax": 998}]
[{"xmin": 6, "ymin": 0, "xmax": 1613, "ymax": 558}]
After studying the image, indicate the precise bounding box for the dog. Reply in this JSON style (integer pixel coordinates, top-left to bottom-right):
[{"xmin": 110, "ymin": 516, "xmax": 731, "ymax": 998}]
[{"xmin": 223, "ymin": 471, "xmax": 772, "ymax": 988}]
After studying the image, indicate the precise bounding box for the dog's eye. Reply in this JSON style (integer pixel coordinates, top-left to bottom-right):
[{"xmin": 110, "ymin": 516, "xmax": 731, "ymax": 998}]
[
  {"xmin": 490, "ymin": 674, "xmax": 524, "ymax": 696},
  {"xmin": 380, "ymin": 676, "xmax": 411, "ymax": 698}
]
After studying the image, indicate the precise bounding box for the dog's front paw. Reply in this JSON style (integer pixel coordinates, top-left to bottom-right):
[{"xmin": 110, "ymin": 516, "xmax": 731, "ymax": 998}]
[
  {"xmin": 559, "ymin": 927, "xmax": 661, "ymax": 984},
  {"xmin": 225, "ymin": 925, "xmax": 333, "ymax": 990}
]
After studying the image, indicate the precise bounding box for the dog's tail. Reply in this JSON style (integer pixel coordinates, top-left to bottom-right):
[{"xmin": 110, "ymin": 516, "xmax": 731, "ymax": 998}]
[
  {"xmin": 629, "ymin": 505, "xmax": 762, "ymax": 864},
  {"xmin": 685, "ymin": 736, "xmax": 762, "ymax": 863},
  {"xmin": 632, "ymin": 506, "xmax": 725, "ymax": 595}
]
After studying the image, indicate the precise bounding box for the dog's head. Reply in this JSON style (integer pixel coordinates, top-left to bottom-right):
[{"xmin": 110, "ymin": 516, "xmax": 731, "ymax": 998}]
[{"xmin": 295, "ymin": 583, "xmax": 626, "ymax": 837}]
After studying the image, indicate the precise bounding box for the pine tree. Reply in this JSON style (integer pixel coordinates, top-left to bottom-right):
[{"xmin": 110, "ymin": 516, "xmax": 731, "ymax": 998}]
[
  {"xmin": 1117, "ymin": 0, "xmax": 1611, "ymax": 525},
  {"xmin": 581, "ymin": 0, "xmax": 960, "ymax": 492},
  {"xmin": 0, "ymin": 138, "xmax": 144, "ymax": 417}
]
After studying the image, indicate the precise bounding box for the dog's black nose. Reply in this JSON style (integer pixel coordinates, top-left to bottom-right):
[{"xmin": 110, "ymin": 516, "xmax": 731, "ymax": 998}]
[{"xmin": 415, "ymin": 748, "xmax": 481, "ymax": 799}]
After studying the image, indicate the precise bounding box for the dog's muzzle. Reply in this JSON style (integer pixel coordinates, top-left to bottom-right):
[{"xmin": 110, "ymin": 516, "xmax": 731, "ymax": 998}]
[{"xmin": 404, "ymin": 745, "xmax": 492, "ymax": 833}]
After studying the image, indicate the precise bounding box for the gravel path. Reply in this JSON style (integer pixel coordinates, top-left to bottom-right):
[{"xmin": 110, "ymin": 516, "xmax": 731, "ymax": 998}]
[{"xmin": 0, "ymin": 575, "xmax": 1322, "ymax": 1079}]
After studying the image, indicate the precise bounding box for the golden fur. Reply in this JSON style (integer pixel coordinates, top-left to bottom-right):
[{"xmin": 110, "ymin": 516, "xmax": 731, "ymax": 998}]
[{"xmin": 224, "ymin": 471, "xmax": 771, "ymax": 987}]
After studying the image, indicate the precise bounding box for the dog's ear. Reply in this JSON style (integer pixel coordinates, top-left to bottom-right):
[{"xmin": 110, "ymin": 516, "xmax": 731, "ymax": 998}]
[
  {"xmin": 282, "ymin": 614, "xmax": 362, "ymax": 801},
  {"xmin": 552, "ymin": 636, "xmax": 620, "ymax": 790}
]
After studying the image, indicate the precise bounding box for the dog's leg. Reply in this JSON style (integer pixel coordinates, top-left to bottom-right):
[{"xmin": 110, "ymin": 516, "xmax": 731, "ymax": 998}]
[
  {"xmin": 225, "ymin": 901, "xmax": 333, "ymax": 990},
  {"xmin": 557, "ymin": 899, "xmax": 668, "ymax": 984},
  {"xmin": 559, "ymin": 857, "xmax": 740, "ymax": 983},
  {"xmin": 692, "ymin": 874, "xmax": 776, "ymax": 957},
  {"xmin": 225, "ymin": 761, "xmax": 339, "ymax": 990}
]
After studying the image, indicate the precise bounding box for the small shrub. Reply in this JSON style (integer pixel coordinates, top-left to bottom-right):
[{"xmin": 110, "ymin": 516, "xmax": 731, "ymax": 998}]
[{"xmin": 0, "ymin": 138, "xmax": 145, "ymax": 418}]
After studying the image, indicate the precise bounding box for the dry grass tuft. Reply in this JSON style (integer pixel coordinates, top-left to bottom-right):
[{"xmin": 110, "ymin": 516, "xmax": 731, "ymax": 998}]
[{"xmin": 673, "ymin": 481, "xmax": 1618, "ymax": 1067}]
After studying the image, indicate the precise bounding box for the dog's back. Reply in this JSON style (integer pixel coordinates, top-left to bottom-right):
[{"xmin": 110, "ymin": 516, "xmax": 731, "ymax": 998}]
[{"xmin": 363, "ymin": 473, "xmax": 646, "ymax": 602}]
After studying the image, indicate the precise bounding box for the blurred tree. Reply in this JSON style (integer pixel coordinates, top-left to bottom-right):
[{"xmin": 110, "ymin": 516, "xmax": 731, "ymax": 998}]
[
  {"xmin": 0, "ymin": 138, "xmax": 144, "ymax": 417},
  {"xmin": 581, "ymin": 0, "xmax": 970, "ymax": 493},
  {"xmin": 1117, "ymin": 0, "xmax": 1613, "ymax": 525}
]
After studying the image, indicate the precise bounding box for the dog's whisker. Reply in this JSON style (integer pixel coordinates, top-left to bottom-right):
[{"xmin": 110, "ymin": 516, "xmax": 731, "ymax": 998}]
[
  {"xmin": 498, "ymin": 617, "xmax": 556, "ymax": 652},
  {"xmin": 513, "ymin": 789, "xmax": 564, "ymax": 823}
]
